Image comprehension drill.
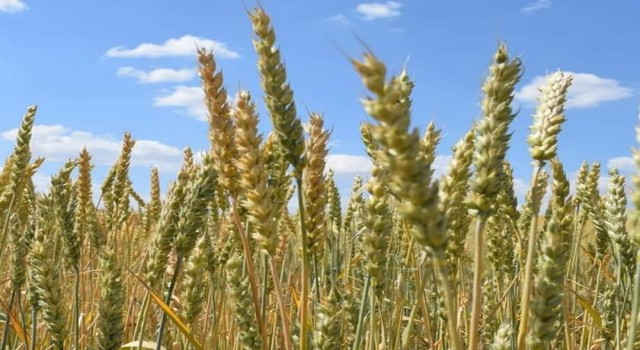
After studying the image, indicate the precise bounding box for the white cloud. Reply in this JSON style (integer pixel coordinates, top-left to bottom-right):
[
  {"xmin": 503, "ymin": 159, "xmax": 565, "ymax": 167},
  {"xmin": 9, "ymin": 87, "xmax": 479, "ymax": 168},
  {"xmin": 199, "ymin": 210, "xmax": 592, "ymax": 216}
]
[
  {"xmin": 117, "ymin": 67, "xmax": 195, "ymax": 84},
  {"xmin": 153, "ymin": 85, "xmax": 206, "ymax": 121},
  {"xmin": 32, "ymin": 173, "xmax": 50, "ymax": 193},
  {"xmin": 105, "ymin": 35, "xmax": 240, "ymax": 59},
  {"xmin": 326, "ymin": 153, "xmax": 451, "ymax": 177},
  {"xmin": 1, "ymin": 124, "xmax": 185, "ymax": 172},
  {"xmin": 516, "ymin": 71, "xmax": 633, "ymax": 109},
  {"xmin": 608, "ymin": 156, "xmax": 635, "ymax": 173},
  {"xmin": 327, "ymin": 154, "xmax": 372, "ymax": 175},
  {"xmin": 325, "ymin": 14, "xmax": 350, "ymax": 25},
  {"xmin": 0, "ymin": 0, "xmax": 26, "ymax": 13},
  {"xmin": 356, "ymin": 1, "xmax": 401, "ymax": 20},
  {"xmin": 521, "ymin": 0, "xmax": 552, "ymax": 14},
  {"xmin": 513, "ymin": 178, "xmax": 530, "ymax": 201},
  {"xmin": 433, "ymin": 155, "xmax": 453, "ymax": 178}
]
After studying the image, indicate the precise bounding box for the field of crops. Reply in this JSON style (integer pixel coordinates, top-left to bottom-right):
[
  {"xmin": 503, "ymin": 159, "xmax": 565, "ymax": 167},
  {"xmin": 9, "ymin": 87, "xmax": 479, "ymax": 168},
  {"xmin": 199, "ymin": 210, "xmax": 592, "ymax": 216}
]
[{"xmin": 1, "ymin": 5, "xmax": 639, "ymax": 350}]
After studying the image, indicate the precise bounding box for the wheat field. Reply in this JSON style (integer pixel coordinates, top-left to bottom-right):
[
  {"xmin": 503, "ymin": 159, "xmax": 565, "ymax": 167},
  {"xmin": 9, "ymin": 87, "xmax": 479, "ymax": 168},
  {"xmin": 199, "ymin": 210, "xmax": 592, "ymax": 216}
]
[{"xmin": 0, "ymin": 5, "xmax": 639, "ymax": 350}]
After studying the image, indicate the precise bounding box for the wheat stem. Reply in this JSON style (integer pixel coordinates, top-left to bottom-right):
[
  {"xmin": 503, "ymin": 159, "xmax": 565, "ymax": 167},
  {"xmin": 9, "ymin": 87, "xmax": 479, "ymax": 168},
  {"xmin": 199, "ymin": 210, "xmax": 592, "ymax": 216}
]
[
  {"xmin": 0, "ymin": 290, "xmax": 16, "ymax": 350},
  {"xmin": 628, "ymin": 249, "xmax": 640, "ymax": 350},
  {"xmin": 155, "ymin": 255, "xmax": 182, "ymax": 350},
  {"xmin": 469, "ymin": 215, "xmax": 488, "ymax": 350},
  {"xmin": 231, "ymin": 202, "xmax": 268, "ymax": 350},
  {"xmin": 352, "ymin": 275, "xmax": 371, "ymax": 350},
  {"xmin": 135, "ymin": 293, "xmax": 151, "ymax": 350},
  {"xmin": 268, "ymin": 256, "xmax": 293, "ymax": 350},
  {"xmin": 517, "ymin": 164, "xmax": 543, "ymax": 349}
]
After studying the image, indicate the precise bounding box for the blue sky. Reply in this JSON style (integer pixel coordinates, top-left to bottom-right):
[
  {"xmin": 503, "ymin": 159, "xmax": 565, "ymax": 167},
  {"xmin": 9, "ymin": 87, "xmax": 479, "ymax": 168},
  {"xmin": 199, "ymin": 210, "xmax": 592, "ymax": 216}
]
[{"xmin": 1, "ymin": 0, "xmax": 639, "ymax": 203}]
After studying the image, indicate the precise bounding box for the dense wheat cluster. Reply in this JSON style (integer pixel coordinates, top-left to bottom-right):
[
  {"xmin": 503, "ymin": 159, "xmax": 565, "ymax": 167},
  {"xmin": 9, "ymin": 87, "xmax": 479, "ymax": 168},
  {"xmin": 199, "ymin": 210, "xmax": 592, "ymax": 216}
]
[{"xmin": 2, "ymin": 6, "xmax": 640, "ymax": 350}]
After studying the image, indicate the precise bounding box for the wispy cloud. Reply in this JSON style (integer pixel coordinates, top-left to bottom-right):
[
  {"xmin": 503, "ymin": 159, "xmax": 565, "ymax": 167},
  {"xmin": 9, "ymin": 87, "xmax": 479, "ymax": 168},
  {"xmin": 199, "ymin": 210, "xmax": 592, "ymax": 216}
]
[
  {"xmin": 105, "ymin": 35, "xmax": 239, "ymax": 59},
  {"xmin": 356, "ymin": 1, "xmax": 402, "ymax": 21},
  {"xmin": 31, "ymin": 173, "xmax": 52, "ymax": 193},
  {"xmin": 516, "ymin": 71, "xmax": 633, "ymax": 109},
  {"xmin": 153, "ymin": 85, "xmax": 206, "ymax": 121},
  {"xmin": 608, "ymin": 156, "xmax": 635, "ymax": 173},
  {"xmin": 324, "ymin": 13, "xmax": 350, "ymax": 26},
  {"xmin": 521, "ymin": 0, "xmax": 552, "ymax": 14},
  {"xmin": 327, "ymin": 154, "xmax": 372, "ymax": 175},
  {"xmin": 0, "ymin": 0, "xmax": 27, "ymax": 13},
  {"xmin": 0, "ymin": 124, "xmax": 185, "ymax": 172},
  {"xmin": 117, "ymin": 67, "xmax": 195, "ymax": 84},
  {"xmin": 326, "ymin": 153, "xmax": 452, "ymax": 178},
  {"xmin": 433, "ymin": 155, "xmax": 453, "ymax": 179}
]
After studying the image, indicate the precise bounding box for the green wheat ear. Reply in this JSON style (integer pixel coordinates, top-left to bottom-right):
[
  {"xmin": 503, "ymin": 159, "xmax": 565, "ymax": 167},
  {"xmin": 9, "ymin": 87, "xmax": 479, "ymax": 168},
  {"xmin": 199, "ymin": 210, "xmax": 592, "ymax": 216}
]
[
  {"xmin": 528, "ymin": 159, "xmax": 572, "ymax": 349},
  {"xmin": 233, "ymin": 90, "xmax": 278, "ymax": 256},
  {"xmin": 528, "ymin": 72, "xmax": 573, "ymax": 162},
  {"xmin": 96, "ymin": 248, "xmax": 125, "ymax": 350},
  {"xmin": 30, "ymin": 220, "xmax": 68, "ymax": 349},
  {"xmin": 226, "ymin": 254, "xmax": 262, "ymax": 349},
  {"xmin": 182, "ymin": 233, "xmax": 210, "ymax": 325},
  {"xmin": 467, "ymin": 43, "xmax": 522, "ymax": 215},
  {"xmin": 441, "ymin": 129, "xmax": 475, "ymax": 271},
  {"xmin": 198, "ymin": 48, "xmax": 239, "ymax": 200},
  {"xmin": 250, "ymin": 7, "xmax": 306, "ymax": 177},
  {"xmin": 7, "ymin": 105, "xmax": 37, "ymax": 195},
  {"xmin": 352, "ymin": 51, "xmax": 445, "ymax": 256},
  {"xmin": 304, "ymin": 113, "xmax": 330, "ymax": 257}
]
